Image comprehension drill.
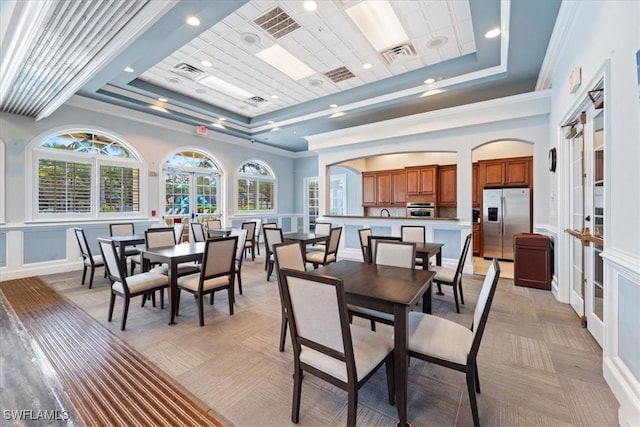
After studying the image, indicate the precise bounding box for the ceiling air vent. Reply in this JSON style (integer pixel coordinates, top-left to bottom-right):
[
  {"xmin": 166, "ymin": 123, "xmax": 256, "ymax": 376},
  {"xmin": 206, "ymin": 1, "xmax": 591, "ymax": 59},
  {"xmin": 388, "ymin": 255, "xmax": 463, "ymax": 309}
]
[
  {"xmin": 324, "ymin": 66, "xmax": 355, "ymax": 83},
  {"xmin": 244, "ymin": 96, "xmax": 271, "ymax": 107},
  {"xmin": 171, "ymin": 63, "xmax": 207, "ymax": 81},
  {"xmin": 253, "ymin": 7, "xmax": 300, "ymax": 39},
  {"xmin": 380, "ymin": 43, "xmax": 417, "ymax": 65}
]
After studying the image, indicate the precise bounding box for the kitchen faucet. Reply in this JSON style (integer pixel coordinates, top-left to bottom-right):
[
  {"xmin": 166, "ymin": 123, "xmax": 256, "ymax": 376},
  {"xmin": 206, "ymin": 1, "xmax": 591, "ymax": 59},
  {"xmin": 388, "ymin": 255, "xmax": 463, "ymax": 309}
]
[{"xmin": 380, "ymin": 208, "xmax": 390, "ymax": 217}]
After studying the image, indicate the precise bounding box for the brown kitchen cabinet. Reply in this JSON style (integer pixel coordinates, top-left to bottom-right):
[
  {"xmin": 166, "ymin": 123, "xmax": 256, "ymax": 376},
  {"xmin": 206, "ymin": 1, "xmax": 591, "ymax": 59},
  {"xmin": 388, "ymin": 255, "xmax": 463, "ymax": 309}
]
[
  {"xmin": 362, "ymin": 170, "xmax": 405, "ymax": 207},
  {"xmin": 362, "ymin": 172, "xmax": 376, "ymax": 206},
  {"xmin": 390, "ymin": 170, "xmax": 407, "ymax": 205},
  {"xmin": 376, "ymin": 172, "xmax": 391, "ymax": 205},
  {"xmin": 438, "ymin": 165, "xmax": 457, "ymax": 206},
  {"xmin": 479, "ymin": 156, "xmax": 532, "ymax": 188},
  {"xmin": 406, "ymin": 166, "xmax": 437, "ymax": 196},
  {"xmin": 472, "ymin": 223, "xmax": 481, "ymax": 256},
  {"xmin": 472, "ymin": 163, "xmax": 479, "ymax": 206}
]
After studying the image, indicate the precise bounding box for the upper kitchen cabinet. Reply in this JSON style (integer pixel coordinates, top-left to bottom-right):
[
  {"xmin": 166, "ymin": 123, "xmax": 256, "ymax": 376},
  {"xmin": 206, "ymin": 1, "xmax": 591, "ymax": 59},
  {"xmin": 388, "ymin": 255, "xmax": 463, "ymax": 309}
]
[
  {"xmin": 361, "ymin": 170, "xmax": 405, "ymax": 206},
  {"xmin": 362, "ymin": 172, "xmax": 376, "ymax": 206},
  {"xmin": 479, "ymin": 156, "xmax": 532, "ymax": 188},
  {"xmin": 472, "ymin": 163, "xmax": 479, "ymax": 206},
  {"xmin": 390, "ymin": 169, "xmax": 407, "ymax": 205},
  {"xmin": 438, "ymin": 165, "xmax": 457, "ymax": 207},
  {"xmin": 376, "ymin": 171, "xmax": 391, "ymax": 205},
  {"xmin": 406, "ymin": 166, "xmax": 437, "ymax": 196}
]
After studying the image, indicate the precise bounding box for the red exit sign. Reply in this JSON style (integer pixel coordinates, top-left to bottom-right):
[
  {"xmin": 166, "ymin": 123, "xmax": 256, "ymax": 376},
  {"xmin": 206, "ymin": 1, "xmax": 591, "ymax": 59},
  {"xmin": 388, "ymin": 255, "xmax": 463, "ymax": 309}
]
[{"xmin": 196, "ymin": 125, "xmax": 207, "ymax": 135}]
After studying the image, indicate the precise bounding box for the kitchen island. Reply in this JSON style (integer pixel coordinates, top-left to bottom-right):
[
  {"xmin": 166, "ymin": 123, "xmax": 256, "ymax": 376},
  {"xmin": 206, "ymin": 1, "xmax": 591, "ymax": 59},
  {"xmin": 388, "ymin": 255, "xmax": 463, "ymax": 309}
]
[{"xmin": 318, "ymin": 215, "xmax": 473, "ymax": 273}]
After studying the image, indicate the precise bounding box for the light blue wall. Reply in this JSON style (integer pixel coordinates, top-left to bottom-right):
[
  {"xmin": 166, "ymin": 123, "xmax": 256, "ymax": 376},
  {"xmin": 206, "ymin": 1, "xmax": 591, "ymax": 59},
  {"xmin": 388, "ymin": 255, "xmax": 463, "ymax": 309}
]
[
  {"xmin": 0, "ymin": 232, "xmax": 5, "ymax": 267},
  {"xmin": 619, "ymin": 275, "xmax": 640, "ymax": 380},
  {"xmin": 293, "ymin": 156, "xmax": 319, "ymax": 215},
  {"xmin": 330, "ymin": 165, "xmax": 362, "ymax": 216}
]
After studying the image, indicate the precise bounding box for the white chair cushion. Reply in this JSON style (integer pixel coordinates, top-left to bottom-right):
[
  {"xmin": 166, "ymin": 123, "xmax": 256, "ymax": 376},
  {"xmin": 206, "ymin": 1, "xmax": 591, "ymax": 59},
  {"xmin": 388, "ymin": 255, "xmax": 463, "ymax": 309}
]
[
  {"xmin": 85, "ymin": 255, "xmax": 104, "ymax": 267},
  {"xmin": 300, "ymin": 324, "xmax": 392, "ymax": 382},
  {"xmin": 408, "ymin": 312, "xmax": 472, "ymax": 365},
  {"xmin": 150, "ymin": 264, "xmax": 169, "ymax": 275},
  {"xmin": 112, "ymin": 272, "xmax": 167, "ymax": 294},
  {"xmin": 432, "ymin": 265, "xmax": 456, "ymax": 283},
  {"xmin": 305, "ymin": 252, "xmax": 336, "ymax": 264},
  {"xmin": 129, "ymin": 254, "xmax": 141, "ymax": 264},
  {"xmin": 177, "ymin": 273, "xmax": 230, "ymax": 292},
  {"xmin": 244, "ymin": 241, "xmax": 253, "ymax": 248},
  {"xmin": 347, "ymin": 304, "xmax": 394, "ymax": 323},
  {"xmin": 150, "ymin": 262, "xmax": 200, "ymax": 276}
]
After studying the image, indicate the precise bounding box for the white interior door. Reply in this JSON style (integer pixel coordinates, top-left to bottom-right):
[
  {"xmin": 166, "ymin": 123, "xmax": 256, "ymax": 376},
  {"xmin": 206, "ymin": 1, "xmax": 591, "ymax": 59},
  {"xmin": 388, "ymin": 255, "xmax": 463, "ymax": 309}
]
[
  {"xmin": 304, "ymin": 177, "xmax": 319, "ymax": 232},
  {"xmin": 568, "ymin": 117, "xmax": 585, "ymax": 317}
]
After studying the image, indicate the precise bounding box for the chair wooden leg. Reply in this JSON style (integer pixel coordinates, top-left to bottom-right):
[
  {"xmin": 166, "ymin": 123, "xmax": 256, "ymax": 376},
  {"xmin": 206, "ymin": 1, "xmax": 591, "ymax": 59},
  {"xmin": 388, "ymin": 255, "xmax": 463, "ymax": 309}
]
[
  {"xmin": 291, "ymin": 364, "xmax": 303, "ymax": 423},
  {"xmin": 88, "ymin": 267, "xmax": 95, "ymax": 289},
  {"xmin": 385, "ymin": 353, "xmax": 395, "ymax": 406},
  {"xmin": 459, "ymin": 278, "xmax": 465, "ymax": 305},
  {"xmin": 251, "ymin": 245, "xmax": 255, "ymax": 260},
  {"xmin": 151, "ymin": 291, "xmax": 157, "ymax": 307},
  {"xmin": 210, "ymin": 292, "xmax": 214, "ymax": 305},
  {"xmin": 267, "ymin": 261, "xmax": 274, "ymax": 282},
  {"xmin": 453, "ymin": 283, "xmax": 460, "ymax": 313},
  {"xmin": 370, "ymin": 319, "xmax": 376, "ymax": 331},
  {"xmin": 198, "ymin": 293, "xmax": 205, "ymax": 327},
  {"xmin": 228, "ymin": 288, "xmax": 234, "ymax": 315},
  {"xmin": 107, "ymin": 293, "xmax": 116, "ymax": 321},
  {"xmin": 120, "ymin": 298, "xmax": 130, "ymax": 331},
  {"xmin": 256, "ymin": 240, "xmax": 261, "ymax": 255},
  {"xmin": 466, "ymin": 365, "xmax": 480, "ymax": 427},
  {"xmin": 436, "ymin": 282, "xmax": 443, "ymax": 295},
  {"xmin": 237, "ymin": 271, "xmax": 243, "ymax": 295},
  {"xmin": 279, "ymin": 310, "xmax": 288, "ymax": 352},
  {"xmin": 176, "ymin": 290, "xmax": 181, "ymax": 316},
  {"xmin": 81, "ymin": 265, "xmax": 88, "ymax": 285},
  {"xmin": 141, "ymin": 293, "xmax": 147, "ymax": 307},
  {"xmin": 347, "ymin": 384, "xmax": 358, "ymax": 427},
  {"xmin": 474, "ymin": 364, "xmax": 481, "ymax": 393},
  {"xmin": 160, "ymin": 288, "xmax": 164, "ymax": 309}
]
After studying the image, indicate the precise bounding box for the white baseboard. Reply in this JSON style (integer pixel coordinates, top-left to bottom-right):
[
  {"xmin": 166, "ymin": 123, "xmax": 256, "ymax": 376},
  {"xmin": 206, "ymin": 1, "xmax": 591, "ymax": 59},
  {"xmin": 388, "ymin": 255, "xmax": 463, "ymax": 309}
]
[
  {"xmin": 0, "ymin": 261, "xmax": 82, "ymax": 281},
  {"xmin": 604, "ymin": 357, "xmax": 640, "ymax": 426}
]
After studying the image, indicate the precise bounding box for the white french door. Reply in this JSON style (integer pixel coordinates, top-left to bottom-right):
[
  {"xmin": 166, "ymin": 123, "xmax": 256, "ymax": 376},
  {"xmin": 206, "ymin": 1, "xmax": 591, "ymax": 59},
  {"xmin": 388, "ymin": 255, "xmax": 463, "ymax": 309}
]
[
  {"xmin": 304, "ymin": 177, "xmax": 319, "ymax": 232},
  {"xmin": 565, "ymin": 81, "xmax": 605, "ymax": 346}
]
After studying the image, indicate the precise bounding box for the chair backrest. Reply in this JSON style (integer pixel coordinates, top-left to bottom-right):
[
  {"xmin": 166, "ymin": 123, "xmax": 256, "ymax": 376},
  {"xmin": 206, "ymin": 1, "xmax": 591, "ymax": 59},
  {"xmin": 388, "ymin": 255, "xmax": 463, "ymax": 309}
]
[
  {"xmin": 358, "ymin": 228, "xmax": 372, "ymax": 261},
  {"xmin": 326, "ymin": 227, "xmax": 342, "ymax": 255},
  {"xmin": 229, "ymin": 228, "xmax": 248, "ymax": 261},
  {"xmin": 278, "ymin": 268, "xmax": 354, "ymax": 373},
  {"xmin": 110, "ymin": 223, "xmax": 134, "ymax": 237},
  {"xmin": 374, "ymin": 241, "xmax": 416, "ymax": 269},
  {"xmin": 173, "ymin": 223, "xmax": 184, "ymax": 243},
  {"xmin": 97, "ymin": 238, "xmax": 124, "ymax": 284},
  {"xmin": 264, "ymin": 227, "xmax": 284, "ymax": 253},
  {"xmin": 315, "ymin": 222, "xmax": 331, "ymax": 236},
  {"xmin": 191, "ymin": 222, "xmax": 206, "ymax": 242},
  {"xmin": 74, "ymin": 227, "xmax": 92, "ymax": 259},
  {"xmin": 242, "ymin": 222, "xmax": 257, "ymax": 244},
  {"xmin": 367, "ymin": 235, "xmax": 401, "ymax": 263},
  {"xmin": 469, "ymin": 258, "xmax": 501, "ymax": 359},
  {"xmin": 401, "ymin": 225, "xmax": 425, "ymax": 243},
  {"xmin": 273, "ymin": 242, "xmax": 306, "ymax": 272},
  {"xmin": 200, "ymin": 236, "xmax": 238, "ymax": 282},
  {"xmin": 206, "ymin": 219, "xmax": 221, "ymax": 231},
  {"xmin": 452, "ymin": 233, "xmax": 473, "ymax": 282},
  {"xmin": 145, "ymin": 227, "xmax": 176, "ymax": 249}
]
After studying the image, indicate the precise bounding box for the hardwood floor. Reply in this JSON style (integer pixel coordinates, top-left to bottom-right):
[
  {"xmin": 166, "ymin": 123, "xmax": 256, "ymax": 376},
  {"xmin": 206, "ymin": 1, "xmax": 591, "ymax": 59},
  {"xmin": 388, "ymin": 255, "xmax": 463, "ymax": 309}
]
[{"xmin": 1, "ymin": 248, "xmax": 619, "ymax": 426}]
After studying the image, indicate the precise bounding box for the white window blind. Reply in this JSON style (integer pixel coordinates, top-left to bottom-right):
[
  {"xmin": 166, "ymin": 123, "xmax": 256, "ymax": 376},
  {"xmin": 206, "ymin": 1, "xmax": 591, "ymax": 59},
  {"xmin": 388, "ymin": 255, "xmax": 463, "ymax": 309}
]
[
  {"xmin": 100, "ymin": 165, "xmax": 140, "ymax": 213},
  {"xmin": 38, "ymin": 159, "xmax": 92, "ymax": 213}
]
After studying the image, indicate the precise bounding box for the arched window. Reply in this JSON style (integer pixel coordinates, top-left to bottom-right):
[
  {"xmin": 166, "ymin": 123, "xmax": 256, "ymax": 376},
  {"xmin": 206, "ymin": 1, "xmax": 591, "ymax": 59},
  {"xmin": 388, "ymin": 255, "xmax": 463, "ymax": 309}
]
[
  {"xmin": 236, "ymin": 160, "xmax": 276, "ymax": 213},
  {"xmin": 33, "ymin": 130, "xmax": 142, "ymax": 219},
  {"xmin": 163, "ymin": 150, "xmax": 221, "ymax": 218}
]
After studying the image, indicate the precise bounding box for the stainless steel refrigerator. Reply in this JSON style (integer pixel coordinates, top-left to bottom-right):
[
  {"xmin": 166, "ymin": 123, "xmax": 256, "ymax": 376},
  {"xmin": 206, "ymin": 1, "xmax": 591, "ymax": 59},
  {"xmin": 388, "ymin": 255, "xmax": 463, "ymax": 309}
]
[{"xmin": 483, "ymin": 188, "xmax": 531, "ymax": 260}]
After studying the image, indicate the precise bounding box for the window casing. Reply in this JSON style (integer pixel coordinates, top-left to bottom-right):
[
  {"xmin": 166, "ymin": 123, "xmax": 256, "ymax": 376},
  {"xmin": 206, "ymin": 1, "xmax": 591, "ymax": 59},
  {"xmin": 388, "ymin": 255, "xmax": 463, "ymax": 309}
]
[
  {"xmin": 236, "ymin": 160, "xmax": 276, "ymax": 214},
  {"xmin": 33, "ymin": 131, "xmax": 142, "ymax": 220}
]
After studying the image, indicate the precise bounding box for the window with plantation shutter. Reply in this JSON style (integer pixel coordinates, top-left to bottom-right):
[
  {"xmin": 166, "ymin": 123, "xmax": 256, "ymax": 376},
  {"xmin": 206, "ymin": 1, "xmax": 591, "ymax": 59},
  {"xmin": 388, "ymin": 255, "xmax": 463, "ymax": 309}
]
[
  {"xmin": 236, "ymin": 160, "xmax": 276, "ymax": 213},
  {"xmin": 34, "ymin": 130, "xmax": 142, "ymax": 219}
]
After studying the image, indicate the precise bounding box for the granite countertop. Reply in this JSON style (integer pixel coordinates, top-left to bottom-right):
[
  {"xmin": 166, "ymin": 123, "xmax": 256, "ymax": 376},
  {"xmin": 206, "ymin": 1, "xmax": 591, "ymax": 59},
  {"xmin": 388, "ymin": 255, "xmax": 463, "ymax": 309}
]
[{"xmin": 323, "ymin": 215, "xmax": 459, "ymax": 221}]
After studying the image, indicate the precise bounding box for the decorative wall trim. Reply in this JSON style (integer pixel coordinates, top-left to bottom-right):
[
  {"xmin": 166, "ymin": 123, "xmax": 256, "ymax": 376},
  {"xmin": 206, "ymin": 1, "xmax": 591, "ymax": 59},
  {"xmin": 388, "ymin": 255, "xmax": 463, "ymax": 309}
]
[{"xmin": 601, "ymin": 247, "xmax": 640, "ymax": 278}]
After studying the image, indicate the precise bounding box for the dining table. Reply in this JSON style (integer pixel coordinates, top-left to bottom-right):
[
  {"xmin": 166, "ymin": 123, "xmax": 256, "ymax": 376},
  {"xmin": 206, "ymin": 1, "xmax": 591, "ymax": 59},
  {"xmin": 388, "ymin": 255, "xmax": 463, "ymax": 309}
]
[
  {"xmin": 207, "ymin": 227, "xmax": 233, "ymax": 238},
  {"xmin": 311, "ymin": 260, "xmax": 435, "ymax": 427},
  {"xmin": 282, "ymin": 231, "xmax": 328, "ymax": 245},
  {"xmin": 139, "ymin": 242, "xmax": 206, "ymax": 325},
  {"xmin": 104, "ymin": 234, "xmax": 145, "ymax": 275}
]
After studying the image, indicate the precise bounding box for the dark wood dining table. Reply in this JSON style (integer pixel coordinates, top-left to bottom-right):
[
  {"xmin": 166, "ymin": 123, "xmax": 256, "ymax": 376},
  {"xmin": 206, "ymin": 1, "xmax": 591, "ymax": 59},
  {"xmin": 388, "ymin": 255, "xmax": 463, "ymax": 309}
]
[
  {"xmin": 311, "ymin": 260, "xmax": 435, "ymax": 427},
  {"xmin": 104, "ymin": 234, "xmax": 145, "ymax": 275},
  {"xmin": 139, "ymin": 242, "xmax": 205, "ymax": 325},
  {"xmin": 207, "ymin": 227, "xmax": 233, "ymax": 238},
  {"xmin": 282, "ymin": 231, "xmax": 328, "ymax": 245}
]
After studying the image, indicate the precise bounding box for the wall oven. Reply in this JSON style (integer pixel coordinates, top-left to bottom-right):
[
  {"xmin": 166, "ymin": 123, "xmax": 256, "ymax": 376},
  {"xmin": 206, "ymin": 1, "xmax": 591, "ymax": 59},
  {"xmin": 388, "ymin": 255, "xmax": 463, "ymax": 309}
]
[{"xmin": 406, "ymin": 202, "xmax": 436, "ymax": 217}]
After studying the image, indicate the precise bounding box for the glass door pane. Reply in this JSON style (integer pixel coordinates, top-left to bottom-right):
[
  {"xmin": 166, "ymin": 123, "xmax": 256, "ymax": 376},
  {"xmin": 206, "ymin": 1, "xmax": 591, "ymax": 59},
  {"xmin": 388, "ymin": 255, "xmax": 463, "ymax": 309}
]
[
  {"xmin": 306, "ymin": 178, "xmax": 319, "ymax": 232},
  {"xmin": 570, "ymin": 130, "xmax": 584, "ymax": 299}
]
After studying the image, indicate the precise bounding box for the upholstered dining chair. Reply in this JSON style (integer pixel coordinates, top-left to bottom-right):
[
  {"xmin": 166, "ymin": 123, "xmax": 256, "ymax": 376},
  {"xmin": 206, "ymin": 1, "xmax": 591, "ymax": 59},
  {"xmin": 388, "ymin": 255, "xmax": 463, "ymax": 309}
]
[
  {"xmin": 98, "ymin": 238, "xmax": 169, "ymax": 331},
  {"xmin": 257, "ymin": 221, "xmax": 277, "ymax": 255},
  {"xmin": 263, "ymin": 227, "xmax": 284, "ymax": 281},
  {"xmin": 190, "ymin": 222, "xmax": 206, "ymax": 243},
  {"xmin": 278, "ymin": 267, "xmax": 394, "ymax": 427},
  {"xmin": 432, "ymin": 233, "xmax": 473, "ymax": 313},
  {"xmin": 176, "ymin": 236, "xmax": 238, "ymax": 326},
  {"xmin": 401, "ymin": 225, "xmax": 426, "ymax": 267},
  {"xmin": 229, "ymin": 228, "xmax": 247, "ymax": 295},
  {"xmin": 173, "ymin": 222, "xmax": 184, "ymax": 243},
  {"xmin": 310, "ymin": 222, "xmax": 332, "ymax": 251},
  {"xmin": 74, "ymin": 227, "xmax": 105, "ymax": 289},
  {"xmin": 305, "ymin": 227, "xmax": 342, "ymax": 269},
  {"xmin": 241, "ymin": 221, "xmax": 257, "ymax": 260},
  {"xmin": 206, "ymin": 219, "xmax": 221, "ymax": 231},
  {"xmin": 109, "ymin": 222, "xmax": 140, "ymax": 274},
  {"xmin": 366, "ymin": 235, "xmax": 401, "ymax": 264},
  {"xmin": 349, "ymin": 240, "xmax": 415, "ymax": 331},
  {"xmin": 358, "ymin": 228, "xmax": 372, "ymax": 262},
  {"xmin": 144, "ymin": 227, "xmax": 200, "ymax": 276},
  {"xmin": 273, "ymin": 241, "xmax": 306, "ymax": 352},
  {"xmin": 408, "ymin": 258, "xmax": 501, "ymax": 427}
]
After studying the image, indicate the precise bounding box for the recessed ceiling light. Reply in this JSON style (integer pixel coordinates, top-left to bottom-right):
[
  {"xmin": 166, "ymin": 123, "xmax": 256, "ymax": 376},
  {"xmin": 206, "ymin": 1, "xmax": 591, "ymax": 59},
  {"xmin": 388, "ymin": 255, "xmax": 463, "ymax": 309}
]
[
  {"xmin": 212, "ymin": 123, "xmax": 225, "ymax": 129},
  {"xmin": 426, "ymin": 36, "xmax": 448, "ymax": 49},
  {"xmin": 363, "ymin": 63, "xmax": 372, "ymax": 69},
  {"xmin": 149, "ymin": 105, "xmax": 169, "ymax": 113},
  {"xmin": 423, "ymin": 78, "xmax": 435, "ymax": 84},
  {"xmin": 219, "ymin": 117, "xmax": 226, "ymax": 121},
  {"xmin": 198, "ymin": 75, "xmax": 253, "ymax": 100},
  {"xmin": 345, "ymin": 0, "xmax": 408, "ymax": 51},
  {"xmin": 303, "ymin": 1, "xmax": 317, "ymax": 12},
  {"xmin": 256, "ymin": 44, "xmax": 316, "ymax": 81},
  {"xmin": 330, "ymin": 112, "xmax": 346, "ymax": 118},
  {"xmin": 186, "ymin": 16, "xmax": 200, "ymax": 26},
  {"xmin": 201, "ymin": 60, "xmax": 212, "ymax": 67},
  {"xmin": 124, "ymin": 67, "xmax": 134, "ymax": 73},
  {"xmin": 158, "ymin": 98, "xmax": 168, "ymax": 103},
  {"xmin": 271, "ymin": 95, "xmax": 279, "ymax": 99},
  {"xmin": 271, "ymin": 127, "xmax": 281, "ymax": 132},
  {"xmin": 268, "ymin": 120, "xmax": 274, "ymax": 124},
  {"xmin": 330, "ymin": 104, "xmax": 338, "ymax": 108},
  {"xmin": 485, "ymin": 28, "xmax": 501, "ymax": 38}
]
